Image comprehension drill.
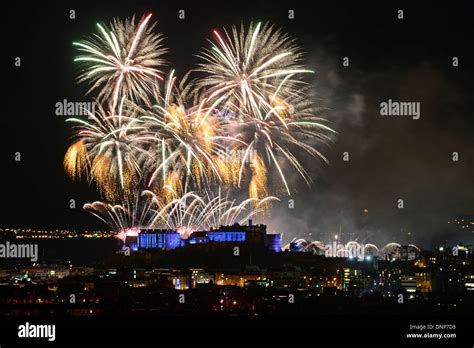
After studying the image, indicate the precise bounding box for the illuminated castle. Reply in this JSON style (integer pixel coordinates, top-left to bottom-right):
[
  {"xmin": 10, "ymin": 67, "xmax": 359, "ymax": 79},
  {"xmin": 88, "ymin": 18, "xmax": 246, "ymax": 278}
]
[{"xmin": 137, "ymin": 220, "xmax": 281, "ymax": 252}]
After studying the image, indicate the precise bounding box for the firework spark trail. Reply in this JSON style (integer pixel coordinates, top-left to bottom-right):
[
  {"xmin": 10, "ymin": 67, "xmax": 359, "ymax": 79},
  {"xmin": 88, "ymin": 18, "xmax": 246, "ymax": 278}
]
[
  {"xmin": 64, "ymin": 101, "xmax": 148, "ymax": 201},
  {"xmin": 144, "ymin": 188, "xmax": 279, "ymax": 238},
  {"xmin": 84, "ymin": 192, "xmax": 156, "ymax": 231},
  {"xmin": 84, "ymin": 188, "xmax": 278, "ymax": 239},
  {"xmin": 83, "ymin": 191, "xmax": 157, "ymax": 241},
  {"xmin": 234, "ymin": 90, "xmax": 336, "ymax": 196},
  {"xmin": 73, "ymin": 13, "xmax": 167, "ymax": 112},
  {"xmin": 63, "ymin": 139, "xmax": 90, "ymax": 181},
  {"xmin": 197, "ymin": 22, "xmax": 335, "ymax": 197},
  {"xmin": 136, "ymin": 70, "xmax": 246, "ymax": 192},
  {"xmin": 197, "ymin": 22, "xmax": 312, "ymax": 119}
]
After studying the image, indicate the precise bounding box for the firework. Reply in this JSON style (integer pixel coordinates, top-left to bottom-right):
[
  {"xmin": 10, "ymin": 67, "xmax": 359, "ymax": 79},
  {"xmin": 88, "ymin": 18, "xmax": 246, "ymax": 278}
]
[
  {"xmin": 137, "ymin": 70, "xmax": 245, "ymax": 192},
  {"xmin": 196, "ymin": 22, "xmax": 335, "ymax": 197},
  {"xmin": 145, "ymin": 188, "xmax": 279, "ymax": 238},
  {"xmin": 83, "ymin": 191, "xmax": 156, "ymax": 242},
  {"xmin": 66, "ymin": 15, "xmax": 335, "ymax": 238},
  {"xmin": 231, "ymin": 89, "xmax": 335, "ymax": 196},
  {"xmin": 63, "ymin": 139, "xmax": 90, "ymax": 181},
  {"xmin": 65, "ymin": 101, "xmax": 147, "ymax": 202},
  {"xmin": 74, "ymin": 13, "xmax": 167, "ymax": 111},
  {"xmin": 84, "ymin": 188, "xmax": 278, "ymax": 239},
  {"xmin": 197, "ymin": 21, "xmax": 312, "ymax": 117},
  {"xmin": 281, "ymin": 239, "xmax": 420, "ymax": 261}
]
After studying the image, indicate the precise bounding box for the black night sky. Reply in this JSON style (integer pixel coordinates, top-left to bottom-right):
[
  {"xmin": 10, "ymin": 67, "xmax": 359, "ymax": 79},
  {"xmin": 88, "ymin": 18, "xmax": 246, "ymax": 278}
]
[{"xmin": 3, "ymin": 1, "xmax": 473, "ymax": 249}]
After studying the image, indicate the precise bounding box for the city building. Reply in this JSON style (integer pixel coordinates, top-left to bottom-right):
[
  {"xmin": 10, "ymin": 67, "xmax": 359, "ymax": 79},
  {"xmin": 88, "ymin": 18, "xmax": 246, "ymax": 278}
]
[
  {"xmin": 138, "ymin": 229, "xmax": 181, "ymax": 250},
  {"xmin": 136, "ymin": 220, "xmax": 282, "ymax": 252},
  {"xmin": 400, "ymin": 274, "xmax": 417, "ymax": 296}
]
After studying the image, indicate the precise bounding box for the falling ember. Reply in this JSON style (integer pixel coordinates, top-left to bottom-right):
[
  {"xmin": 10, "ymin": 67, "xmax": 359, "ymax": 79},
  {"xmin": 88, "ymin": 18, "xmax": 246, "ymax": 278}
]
[
  {"xmin": 249, "ymin": 154, "xmax": 268, "ymax": 203},
  {"xmin": 64, "ymin": 140, "xmax": 90, "ymax": 181}
]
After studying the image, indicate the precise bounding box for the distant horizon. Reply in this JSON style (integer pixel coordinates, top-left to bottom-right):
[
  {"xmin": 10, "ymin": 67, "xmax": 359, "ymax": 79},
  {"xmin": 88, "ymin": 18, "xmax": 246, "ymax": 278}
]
[{"xmin": 1, "ymin": 223, "xmax": 473, "ymax": 251}]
